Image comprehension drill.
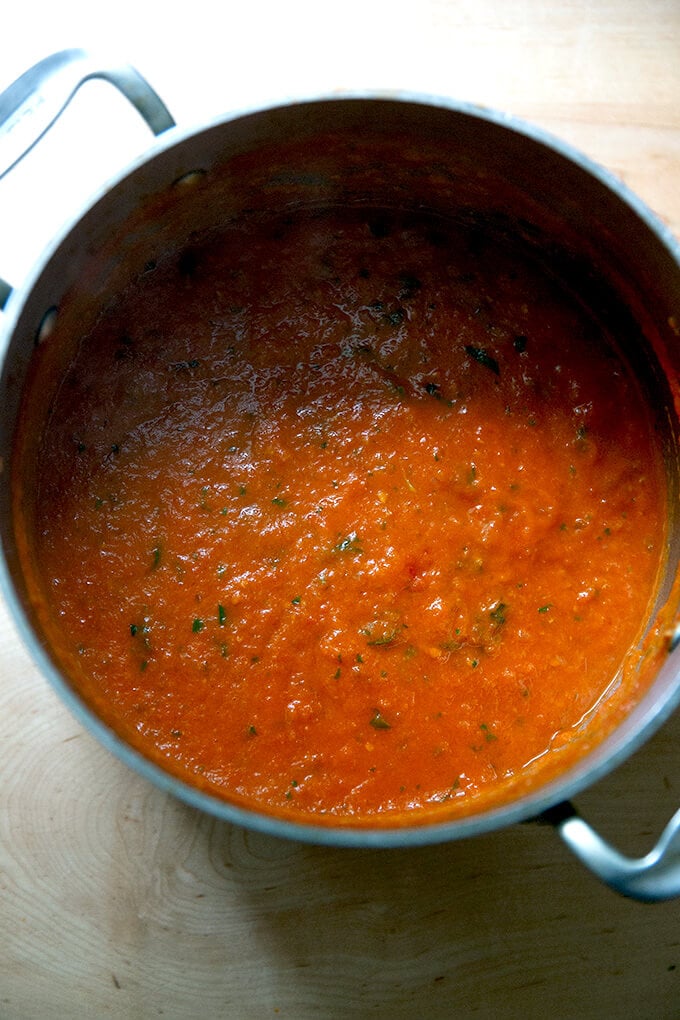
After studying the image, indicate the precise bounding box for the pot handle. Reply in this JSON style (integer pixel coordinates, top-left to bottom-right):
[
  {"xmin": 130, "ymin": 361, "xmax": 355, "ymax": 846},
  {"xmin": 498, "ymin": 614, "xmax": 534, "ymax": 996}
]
[
  {"xmin": 540, "ymin": 800, "xmax": 680, "ymax": 902},
  {"xmin": 0, "ymin": 49, "xmax": 175, "ymax": 309},
  {"xmin": 0, "ymin": 48, "xmax": 175, "ymax": 182}
]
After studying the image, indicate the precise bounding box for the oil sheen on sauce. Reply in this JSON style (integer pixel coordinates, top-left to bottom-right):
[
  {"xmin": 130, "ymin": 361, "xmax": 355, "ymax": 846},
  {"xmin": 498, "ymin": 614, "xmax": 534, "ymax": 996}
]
[{"xmin": 20, "ymin": 207, "xmax": 667, "ymax": 826}]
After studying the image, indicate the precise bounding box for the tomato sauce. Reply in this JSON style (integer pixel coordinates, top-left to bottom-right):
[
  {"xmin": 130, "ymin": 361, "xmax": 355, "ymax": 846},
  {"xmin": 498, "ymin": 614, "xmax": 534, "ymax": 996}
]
[{"xmin": 16, "ymin": 206, "xmax": 667, "ymax": 825}]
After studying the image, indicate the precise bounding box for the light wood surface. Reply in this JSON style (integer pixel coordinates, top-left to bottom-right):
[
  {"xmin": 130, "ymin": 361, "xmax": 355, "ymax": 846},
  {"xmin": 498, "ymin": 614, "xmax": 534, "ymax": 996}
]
[{"xmin": 1, "ymin": 3, "xmax": 680, "ymax": 1017}]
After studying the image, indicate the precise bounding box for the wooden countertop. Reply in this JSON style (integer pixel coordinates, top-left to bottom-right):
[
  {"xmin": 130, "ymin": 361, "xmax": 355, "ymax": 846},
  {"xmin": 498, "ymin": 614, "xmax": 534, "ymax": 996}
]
[{"xmin": 1, "ymin": 3, "xmax": 679, "ymax": 1017}]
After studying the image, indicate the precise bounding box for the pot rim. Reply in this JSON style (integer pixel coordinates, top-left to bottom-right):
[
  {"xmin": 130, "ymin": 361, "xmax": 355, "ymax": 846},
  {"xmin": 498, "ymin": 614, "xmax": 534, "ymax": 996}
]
[{"xmin": 2, "ymin": 87, "xmax": 680, "ymax": 846}]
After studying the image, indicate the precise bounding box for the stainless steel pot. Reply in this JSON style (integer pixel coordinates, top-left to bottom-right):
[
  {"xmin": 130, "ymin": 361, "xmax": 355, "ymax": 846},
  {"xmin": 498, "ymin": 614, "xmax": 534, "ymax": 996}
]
[{"xmin": 1, "ymin": 50, "xmax": 679, "ymax": 900}]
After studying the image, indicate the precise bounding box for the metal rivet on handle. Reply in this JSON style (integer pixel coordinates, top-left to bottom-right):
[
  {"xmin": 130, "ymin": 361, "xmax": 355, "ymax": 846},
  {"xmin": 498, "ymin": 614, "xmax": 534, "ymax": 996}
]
[
  {"xmin": 172, "ymin": 169, "xmax": 207, "ymax": 188},
  {"xmin": 35, "ymin": 305, "xmax": 58, "ymax": 345}
]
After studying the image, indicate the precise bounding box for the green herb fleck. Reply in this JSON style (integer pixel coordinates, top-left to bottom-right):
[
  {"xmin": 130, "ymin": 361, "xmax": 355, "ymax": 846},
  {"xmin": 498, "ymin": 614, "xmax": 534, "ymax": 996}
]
[
  {"xmin": 383, "ymin": 308, "xmax": 406, "ymax": 327},
  {"xmin": 480, "ymin": 722, "xmax": 497, "ymax": 742},
  {"xmin": 360, "ymin": 616, "xmax": 404, "ymax": 647},
  {"xmin": 272, "ymin": 496, "xmax": 287, "ymax": 507},
  {"xmin": 398, "ymin": 273, "xmax": 422, "ymax": 299},
  {"xmin": 151, "ymin": 544, "xmax": 162, "ymax": 570},
  {"xmin": 370, "ymin": 710, "xmax": 391, "ymax": 730},
  {"xmin": 291, "ymin": 595, "xmax": 301, "ymax": 605},
  {"xmin": 489, "ymin": 602, "xmax": 507, "ymax": 626},
  {"xmin": 169, "ymin": 356, "xmax": 200, "ymax": 371},
  {"xmin": 130, "ymin": 624, "xmax": 138, "ymax": 637},
  {"xmin": 333, "ymin": 532, "xmax": 363, "ymax": 555},
  {"xmin": 217, "ymin": 604, "xmax": 226, "ymax": 626},
  {"xmin": 465, "ymin": 345, "xmax": 500, "ymax": 375},
  {"xmin": 192, "ymin": 617, "xmax": 204, "ymax": 633},
  {"xmin": 538, "ymin": 604, "xmax": 553, "ymax": 614},
  {"xmin": 364, "ymin": 632, "xmax": 399, "ymax": 647}
]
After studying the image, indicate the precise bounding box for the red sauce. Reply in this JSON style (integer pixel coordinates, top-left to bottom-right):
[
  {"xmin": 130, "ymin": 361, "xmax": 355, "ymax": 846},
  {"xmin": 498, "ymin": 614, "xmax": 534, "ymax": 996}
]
[{"xmin": 15, "ymin": 206, "xmax": 667, "ymax": 825}]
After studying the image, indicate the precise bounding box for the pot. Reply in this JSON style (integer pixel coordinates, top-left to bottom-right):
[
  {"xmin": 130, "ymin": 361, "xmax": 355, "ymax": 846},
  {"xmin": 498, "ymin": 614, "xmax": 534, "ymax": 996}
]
[{"xmin": 1, "ymin": 49, "xmax": 679, "ymax": 901}]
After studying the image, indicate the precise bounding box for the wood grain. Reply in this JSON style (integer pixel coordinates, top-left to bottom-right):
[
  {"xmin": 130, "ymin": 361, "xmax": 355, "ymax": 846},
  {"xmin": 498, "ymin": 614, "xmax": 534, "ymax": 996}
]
[{"xmin": 1, "ymin": 2, "xmax": 679, "ymax": 1017}]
